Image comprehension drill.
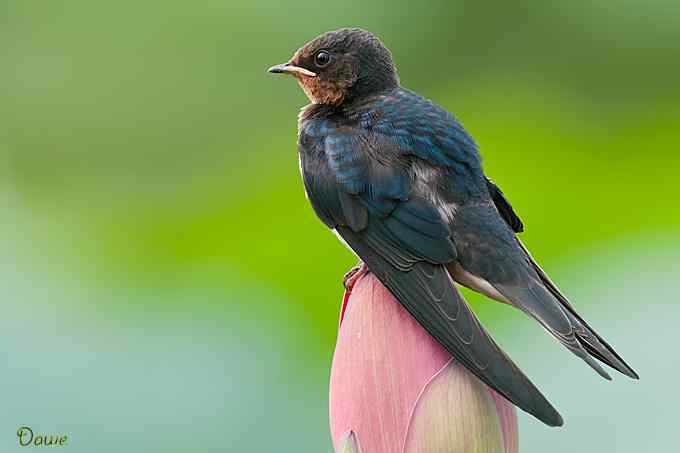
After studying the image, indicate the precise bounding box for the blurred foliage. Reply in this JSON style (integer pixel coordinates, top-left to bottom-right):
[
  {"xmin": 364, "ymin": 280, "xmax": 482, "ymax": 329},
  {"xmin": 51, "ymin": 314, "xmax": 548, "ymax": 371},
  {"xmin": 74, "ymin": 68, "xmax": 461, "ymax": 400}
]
[
  {"xmin": 3, "ymin": 0, "xmax": 679, "ymax": 341},
  {"xmin": 1, "ymin": 1, "xmax": 679, "ymax": 451}
]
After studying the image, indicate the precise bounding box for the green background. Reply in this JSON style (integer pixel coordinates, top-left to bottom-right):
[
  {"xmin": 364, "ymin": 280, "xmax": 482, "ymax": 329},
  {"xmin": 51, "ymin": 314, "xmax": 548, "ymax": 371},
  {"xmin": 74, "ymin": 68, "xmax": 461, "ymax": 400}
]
[{"xmin": 1, "ymin": 1, "xmax": 678, "ymax": 451}]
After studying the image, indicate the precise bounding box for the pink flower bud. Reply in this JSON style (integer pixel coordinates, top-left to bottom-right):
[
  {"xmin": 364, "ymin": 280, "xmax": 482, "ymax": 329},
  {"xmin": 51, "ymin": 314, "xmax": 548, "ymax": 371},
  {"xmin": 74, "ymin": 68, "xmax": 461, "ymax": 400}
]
[
  {"xmin": 330, "ymin": 273, "xmax": 518, "ymax": 453},
  {"xmin": 338, "ymin": 431, "xmax": 363, "ymax": 453}
]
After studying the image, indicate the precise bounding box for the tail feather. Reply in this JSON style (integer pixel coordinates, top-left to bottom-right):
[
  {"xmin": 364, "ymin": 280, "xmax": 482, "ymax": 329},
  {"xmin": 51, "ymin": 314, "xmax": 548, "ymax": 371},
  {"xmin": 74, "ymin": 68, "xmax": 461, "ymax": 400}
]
[
  {"xmin": 566, "ymin": 305, "xmax": 638, "ymax": 379},
  {"xmin": 491, "ymin": 282, "xmax": 613, "ymax": 380},
  {"xmin": 516, "ymin": 239, "xmax": 639, "ymax": 380}
]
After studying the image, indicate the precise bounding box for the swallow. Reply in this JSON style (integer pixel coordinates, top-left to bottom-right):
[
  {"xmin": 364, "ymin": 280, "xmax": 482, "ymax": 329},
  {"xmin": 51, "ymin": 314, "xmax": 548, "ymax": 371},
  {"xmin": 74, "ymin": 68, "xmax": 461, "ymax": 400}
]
[{"xmin": 269, "ymin": 27, "xmax": 638, "ymax": 426}]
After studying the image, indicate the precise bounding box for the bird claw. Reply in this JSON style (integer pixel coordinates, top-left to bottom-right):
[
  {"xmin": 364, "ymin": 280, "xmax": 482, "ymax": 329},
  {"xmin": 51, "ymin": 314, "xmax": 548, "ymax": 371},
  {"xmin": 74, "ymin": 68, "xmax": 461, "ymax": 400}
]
[{"xmin": 343, "ymin": 262, "xmax": 369, "ymax": 291}]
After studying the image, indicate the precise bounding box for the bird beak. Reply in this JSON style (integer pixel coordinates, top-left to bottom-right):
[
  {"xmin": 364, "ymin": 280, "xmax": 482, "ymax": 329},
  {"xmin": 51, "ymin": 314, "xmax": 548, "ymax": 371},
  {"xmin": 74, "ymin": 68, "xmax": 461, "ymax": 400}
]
[{"xmin": 267, "ymin": 63, "xmax": 317, "ymax": 78}]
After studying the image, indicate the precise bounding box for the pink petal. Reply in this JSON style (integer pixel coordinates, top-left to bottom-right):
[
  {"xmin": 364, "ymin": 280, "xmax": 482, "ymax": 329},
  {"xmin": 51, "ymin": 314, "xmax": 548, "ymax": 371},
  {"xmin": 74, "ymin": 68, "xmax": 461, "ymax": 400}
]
[
  {"xmin": 403, "ymin": 359, "xmax": 506, "ymax": 453},
  {"xmin": 338, "ymin": 431, "xmax": 363, "ymax": 453},
  {"xmin": 329, "ymin": 273, "xmax": 451, "ymax": 452},
  {"xmin": 489, "ymin": 389, "xmax": 519, "ymax": 453}
]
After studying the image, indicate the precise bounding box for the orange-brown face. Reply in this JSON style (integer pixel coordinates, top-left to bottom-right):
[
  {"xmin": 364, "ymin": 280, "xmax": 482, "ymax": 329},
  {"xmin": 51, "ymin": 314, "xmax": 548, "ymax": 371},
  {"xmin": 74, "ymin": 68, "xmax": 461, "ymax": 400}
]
[
  {"xmin": 294, "ymin": 65, "xmax": 350, "ymax": 106},
  {"xmin": 268, "ymin": 39, "xmax": 358, "ymax": 106}
]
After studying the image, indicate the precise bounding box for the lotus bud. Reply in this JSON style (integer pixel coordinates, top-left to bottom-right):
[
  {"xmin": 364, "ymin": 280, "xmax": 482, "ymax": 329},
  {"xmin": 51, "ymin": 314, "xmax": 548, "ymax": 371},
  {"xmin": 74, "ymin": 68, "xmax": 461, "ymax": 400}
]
[
  {"xmin": 338, "ymin": 431, "xmax": 362, "ymax": 453},
  {"xmin": 329, "ymin": 272, "xmax": 518, "ymax": 453}
]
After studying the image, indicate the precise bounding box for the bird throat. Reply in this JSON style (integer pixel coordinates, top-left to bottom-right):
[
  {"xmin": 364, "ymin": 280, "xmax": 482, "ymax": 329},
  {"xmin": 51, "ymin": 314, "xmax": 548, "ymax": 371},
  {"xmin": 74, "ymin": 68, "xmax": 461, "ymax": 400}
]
[{"xmin": 296, "ymin": 75, "xmax": 348, "ymax": 106}]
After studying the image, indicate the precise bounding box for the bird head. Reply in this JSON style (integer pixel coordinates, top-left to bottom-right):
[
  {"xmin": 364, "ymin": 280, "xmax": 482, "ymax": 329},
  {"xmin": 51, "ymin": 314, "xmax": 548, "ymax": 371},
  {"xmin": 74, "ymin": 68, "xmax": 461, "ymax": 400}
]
[{"xmin": 268, "ymin": 28, "xmax": 399, "ymax": 106}]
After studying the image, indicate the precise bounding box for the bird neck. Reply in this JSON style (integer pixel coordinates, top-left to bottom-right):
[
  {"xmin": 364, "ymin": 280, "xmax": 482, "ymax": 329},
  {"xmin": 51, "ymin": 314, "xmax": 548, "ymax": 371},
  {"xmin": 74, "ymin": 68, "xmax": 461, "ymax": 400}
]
[
  {"xmin": 338, "ymin": 85, "xmax": 400, "ymax": 115},
  {"xmin": 347, "ymin": 70, "xmax": 399, "ymax": 104}
]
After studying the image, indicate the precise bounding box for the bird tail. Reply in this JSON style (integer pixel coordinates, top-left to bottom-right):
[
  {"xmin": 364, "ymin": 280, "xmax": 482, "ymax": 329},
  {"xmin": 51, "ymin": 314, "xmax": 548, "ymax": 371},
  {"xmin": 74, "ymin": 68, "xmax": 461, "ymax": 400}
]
[{"xmin": 516, "ymin": 239, "xmax": 639, "ymax": 380}]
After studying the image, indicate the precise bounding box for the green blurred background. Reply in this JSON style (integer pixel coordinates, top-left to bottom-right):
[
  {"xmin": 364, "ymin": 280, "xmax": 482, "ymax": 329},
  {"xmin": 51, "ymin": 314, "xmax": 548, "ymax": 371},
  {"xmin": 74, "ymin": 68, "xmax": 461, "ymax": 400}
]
[{"xmin": 2, "ymin": 1, "xmax": 679, "ymax": 451}]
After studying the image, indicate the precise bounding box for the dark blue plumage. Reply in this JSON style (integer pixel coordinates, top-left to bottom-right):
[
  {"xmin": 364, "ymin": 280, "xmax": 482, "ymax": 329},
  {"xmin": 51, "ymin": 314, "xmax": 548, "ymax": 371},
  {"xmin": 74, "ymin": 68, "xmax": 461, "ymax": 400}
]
[{"xmin": 270, "ymin": 27, "xmax": 638, "ymax": 427}]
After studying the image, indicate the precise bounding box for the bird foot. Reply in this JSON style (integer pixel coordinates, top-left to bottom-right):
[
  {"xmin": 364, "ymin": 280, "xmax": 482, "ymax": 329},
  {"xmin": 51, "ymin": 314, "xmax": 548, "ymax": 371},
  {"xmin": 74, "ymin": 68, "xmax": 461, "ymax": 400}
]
[
  {"xmin": 340, "ymin": 262, "xmax": 369, "ymax": 326},
  {"xmin": 343, "ymin": 262, "xmax": 369, "ymax": 292}
]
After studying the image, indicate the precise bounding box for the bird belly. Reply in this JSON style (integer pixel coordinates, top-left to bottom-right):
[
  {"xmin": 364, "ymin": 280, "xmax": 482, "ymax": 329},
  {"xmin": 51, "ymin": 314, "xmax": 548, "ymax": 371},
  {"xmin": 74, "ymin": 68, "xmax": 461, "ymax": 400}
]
[{"xmin": 447, "ymin": 263, "xmax": 512, "ymax": 305}]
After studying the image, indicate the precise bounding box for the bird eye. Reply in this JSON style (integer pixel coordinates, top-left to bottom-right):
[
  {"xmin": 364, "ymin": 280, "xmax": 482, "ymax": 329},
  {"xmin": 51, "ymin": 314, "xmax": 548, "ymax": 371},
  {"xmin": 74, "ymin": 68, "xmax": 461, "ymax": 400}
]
[{"xmin": 314, "ymin": 50, "xmax": 331, "ymax": 68}]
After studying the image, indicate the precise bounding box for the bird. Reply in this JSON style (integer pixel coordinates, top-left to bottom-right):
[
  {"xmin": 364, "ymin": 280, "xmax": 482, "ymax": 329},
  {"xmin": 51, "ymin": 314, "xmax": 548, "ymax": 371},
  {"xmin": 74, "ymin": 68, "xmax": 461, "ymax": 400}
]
[{"xmin": 268, "ymin": 27, "xmax": 638, "ymax": 427}]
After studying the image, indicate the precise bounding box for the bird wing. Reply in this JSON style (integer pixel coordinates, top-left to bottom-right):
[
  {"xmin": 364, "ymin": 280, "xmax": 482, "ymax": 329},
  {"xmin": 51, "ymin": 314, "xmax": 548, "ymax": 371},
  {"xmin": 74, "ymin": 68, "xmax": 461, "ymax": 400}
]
[
  {"xmin": 337, "ymin": 226, "xmax": 564, "ymax": 427},
  {"xmin": 299, "ymin": 116, "xmax": 564, "ymax": 426}
]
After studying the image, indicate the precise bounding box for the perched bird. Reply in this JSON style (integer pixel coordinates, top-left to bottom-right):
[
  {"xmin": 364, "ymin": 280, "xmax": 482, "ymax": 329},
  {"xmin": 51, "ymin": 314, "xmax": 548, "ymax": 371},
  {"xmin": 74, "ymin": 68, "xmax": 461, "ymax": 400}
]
[{"xmin": 268, "ymin": 27, "xmax": 638, "ymax": 427}]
